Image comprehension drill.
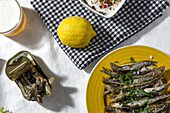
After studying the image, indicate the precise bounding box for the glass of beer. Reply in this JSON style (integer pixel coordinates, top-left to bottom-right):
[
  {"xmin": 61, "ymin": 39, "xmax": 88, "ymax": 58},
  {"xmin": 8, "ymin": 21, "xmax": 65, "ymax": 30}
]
[{"xmin": 0, "ymin": 0, "xmax": 26, "ymax": 36}]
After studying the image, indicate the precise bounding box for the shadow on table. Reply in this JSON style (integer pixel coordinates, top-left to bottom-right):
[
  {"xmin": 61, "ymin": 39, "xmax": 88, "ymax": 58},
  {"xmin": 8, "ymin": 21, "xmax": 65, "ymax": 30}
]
[
  {"xmin": 35, "ymin": 56, "xmax": 77, "ymax": 112},
  {"xmin": 0, "ymin": 59, "xmax": 6, "ymax": 75},
  {"xmin": 84, "ymin": 8, "xmax": 170, "ymax": 73},
  {"xmin": 7, "ymin": 7, "xmax": 52, "ymax": 49}
]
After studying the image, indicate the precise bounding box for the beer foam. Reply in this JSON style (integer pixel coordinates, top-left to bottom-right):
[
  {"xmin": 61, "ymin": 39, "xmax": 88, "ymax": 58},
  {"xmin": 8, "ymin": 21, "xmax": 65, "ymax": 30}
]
[{"xmin": 0, "ymin": 0, "xmax": 21, "ymax": 33}]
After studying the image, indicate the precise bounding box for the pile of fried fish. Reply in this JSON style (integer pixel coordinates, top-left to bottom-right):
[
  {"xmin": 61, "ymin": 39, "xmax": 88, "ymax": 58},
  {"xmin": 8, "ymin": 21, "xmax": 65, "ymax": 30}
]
[
  {"xmin": 16, "ymin": 67, "xmax": 55, "ymax": 103},
  {"xmin": 101, "ymin": 59, "xmax": 170, "ymax": 113}
]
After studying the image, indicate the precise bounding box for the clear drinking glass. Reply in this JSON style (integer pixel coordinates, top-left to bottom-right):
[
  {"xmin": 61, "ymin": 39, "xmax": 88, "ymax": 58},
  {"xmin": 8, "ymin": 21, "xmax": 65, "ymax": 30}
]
[{"xmin": 0, "ymin": 0, "xmax": 26, "ymax": 36}]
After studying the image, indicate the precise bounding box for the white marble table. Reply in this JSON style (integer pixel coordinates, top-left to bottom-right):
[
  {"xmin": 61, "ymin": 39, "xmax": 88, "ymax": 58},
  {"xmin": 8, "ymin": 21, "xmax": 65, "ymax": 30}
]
[{"xmin": 0, "ymin": 0, "xmax": 170, "ymax": 113}]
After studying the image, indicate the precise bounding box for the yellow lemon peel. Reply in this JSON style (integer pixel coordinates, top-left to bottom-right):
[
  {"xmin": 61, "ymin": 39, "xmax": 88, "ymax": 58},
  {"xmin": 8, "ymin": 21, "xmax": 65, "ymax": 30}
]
[{"xmin": 57, "ymin": 16, "xmax": 96, "ymax": 48}]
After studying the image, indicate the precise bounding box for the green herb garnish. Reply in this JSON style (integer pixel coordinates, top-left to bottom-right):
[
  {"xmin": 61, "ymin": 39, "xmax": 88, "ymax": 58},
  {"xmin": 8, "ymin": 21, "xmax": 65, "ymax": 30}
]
[
  {"xmin": 113, "ymin": 90, "xmax": 118, "ymax": 94},
  {"xmin": 0, "ymin": 107, "xmax": 11, "ymax": 113},
  {"xmin": 134, "ymin": 109, "xmax": 140, "ymax": 112},
  {"xmin": 144, "ymin": 100, "xmax": 149, "ymax": 106},
  {"xmin": 144, "ymin": 109, "xmax": 148, "ymax": 113},
  {"xmin": 150, "ymin": 93, "xmax": 154, "ymax": 98},
  {"xmin": 121, "ymin": 101, "xmax": 127, "ymax": 105},
  {"xmin": 119, "ymin": 77, "xmax": 124, "ymax": 83},
  {"xmin": 99, "ymin": 11, "xmax": 106, "ymax": 15},
  {"xmin": 130, "ymin": 57, "xmax": 136, "ymax": 63},
  {"xmin": 139, "ymin": 78, "xmax": 142, "ymax": 83},
  {"xmin": 128, "ymin": 89, "xmax": 134, "ymax": 96},
  {"xmin": 145, "ymin": 66, "xmax": 149, "ymax": 71},
  {"xmin": 138, "ymin": 88, "xmax": 150, "ymax": 96},
  {"xmin": 120, "ymin": 85, "xmax": 123, "ymax": 91},
  {"xmin": 129, "ymin": 79, "xmax": 132, "ymax": 84},
  {"xmin": 125, "ymin": 86, "xmax": 131, "ymax": 92},
  {"xmin": 106, "ymin": 68, "xmax": 111, "ymax": 76},
  {"xmin": 115, "ymin": 74, "xmax": 119, "ymax": 77},
  {"xmin": 144, "ymin": 108, "xmax": 151, "ymax": 113},
  {"xmin": 114, "ymin": 61, "xmax": 119, "ymax": 63}
]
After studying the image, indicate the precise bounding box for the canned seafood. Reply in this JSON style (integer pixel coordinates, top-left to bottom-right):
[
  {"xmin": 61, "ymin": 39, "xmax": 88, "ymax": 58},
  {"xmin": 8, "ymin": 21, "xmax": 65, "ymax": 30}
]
[{"xmin": 5, "ymin": 51, "xmax": 55, "ymax": 103}]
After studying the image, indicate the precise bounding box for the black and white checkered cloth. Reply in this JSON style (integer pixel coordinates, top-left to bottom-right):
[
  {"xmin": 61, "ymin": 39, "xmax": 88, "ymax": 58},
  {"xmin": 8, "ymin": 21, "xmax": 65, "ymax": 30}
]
[{"xmin": 31, "ymin": 0, "xmax": 169, "ymax": 69}]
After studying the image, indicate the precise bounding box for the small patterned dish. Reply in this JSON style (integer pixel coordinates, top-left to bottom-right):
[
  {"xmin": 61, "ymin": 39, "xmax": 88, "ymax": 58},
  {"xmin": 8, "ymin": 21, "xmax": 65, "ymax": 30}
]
[{"xmin": 79, "ymin": 0, "xmax": 126, "ymax": 18}]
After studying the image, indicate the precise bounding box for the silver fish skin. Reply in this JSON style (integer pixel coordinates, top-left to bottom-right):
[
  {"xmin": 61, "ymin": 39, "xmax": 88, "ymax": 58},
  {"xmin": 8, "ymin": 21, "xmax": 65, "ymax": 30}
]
[
  {"xmin": 144, "ymin": 82, "xmax": 170, "ymax": 93},
  {"xmin": 103, "ymin": 77, "xmax": 125, "ymax": 85},
  {"xmin": 152, "ymin": 105, "xmax": 168, "ymax": 113},
  {"xmin": 110, "ymin": 60, "xmax": 158, "ymax": 72},
  {"xmin": 100, "ymin": 67, "xmax": 122, "ymax": 77},
  {"xmin": 104, "ymin": 75, "xmax": 162, "ymax": 90},
  {"xmin": 104, "ymin": 84, "xmax": 151, "ymax": 95},
  {"xmin": 133, "ymin": 66, "xmax": 165, "ymax": 84},
  {"xmin": 126, "ymin": 94, "xmax": 170, "ymax": 108},
  {"xmin": 154, "ymin": 79, "xmax": 164, "ymax": 87},
  {"xmin": 139, "ymin": 66, "xmax": 155, "ymax": 74},
  {"xmin": 151, "ymin": 101, "xmax": 170, "ymax": 113},
  {"xmin": 137, "ymin": 101, "xmax": 170, "ymax": 113},
  {"xmin": 119, "ymin": 62, "xmax": 135, "ymax": 66},
  {"xmin": 113, "ymin": 91, "xmax": 125, "ymax": 102},
  {"xmin": 114, "ymin": 83, "xmax": 170, "ymax": 102},
  {"xmin": 110, "ymin": 94, "xmax": 170, "ymax": 108},
  {"xmin": 124, "ymin": 76, "xmax": 163, "ymax": 90},
  {"xmin": 104, "ymin": 85, "xmax": 121, "ymax": 94},
  {"xmin": 103, "ymin": 66, "xmax": 164, "ymax": 86},
  {"xmin": 125, "ymin": 66, "xmax": 164, "ymax": 88}
]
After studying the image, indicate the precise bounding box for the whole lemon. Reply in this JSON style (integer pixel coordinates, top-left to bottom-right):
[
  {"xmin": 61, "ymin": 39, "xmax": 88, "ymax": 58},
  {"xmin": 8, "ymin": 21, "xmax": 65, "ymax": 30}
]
[{"xmin": 57, "ymin": 16, "xmax": 96, "ymax": 48}]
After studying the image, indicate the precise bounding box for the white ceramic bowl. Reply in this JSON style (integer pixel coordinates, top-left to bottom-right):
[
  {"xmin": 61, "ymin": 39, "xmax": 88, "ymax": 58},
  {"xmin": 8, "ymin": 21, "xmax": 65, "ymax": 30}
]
[{"xmin": 79, "ymin": 0, "xmax": 126, "ymax": 18}]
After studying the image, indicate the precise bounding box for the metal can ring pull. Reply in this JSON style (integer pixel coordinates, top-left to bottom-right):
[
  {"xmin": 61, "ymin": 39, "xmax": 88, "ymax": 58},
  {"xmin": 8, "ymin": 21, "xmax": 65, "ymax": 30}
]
[{"xmin": 6, "ymin": 56, "xmax": 33, "ymax": 81}]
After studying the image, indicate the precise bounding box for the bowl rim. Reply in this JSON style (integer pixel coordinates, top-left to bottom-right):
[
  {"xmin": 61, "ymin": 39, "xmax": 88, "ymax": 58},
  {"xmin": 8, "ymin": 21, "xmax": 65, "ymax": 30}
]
[{"xmin": 79, "ymin": 0, "xmax": 126, "ymax": 18}]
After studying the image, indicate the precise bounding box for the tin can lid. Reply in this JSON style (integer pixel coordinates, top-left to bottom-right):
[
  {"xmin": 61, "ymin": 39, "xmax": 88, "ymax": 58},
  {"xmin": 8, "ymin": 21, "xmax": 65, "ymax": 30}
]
[{"xmin": 5, "ymin": 56, "xmax": 34, "ymax": 81}]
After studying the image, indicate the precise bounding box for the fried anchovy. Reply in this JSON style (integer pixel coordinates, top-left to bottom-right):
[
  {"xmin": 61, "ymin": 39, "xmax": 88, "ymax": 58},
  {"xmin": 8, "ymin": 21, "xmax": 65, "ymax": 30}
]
[
  {"xmin": 119, "ymin": 62, "xmax": 135, "ymax": 66},
  {"xmin": 152, "ymin": 101, "xmax": 170, "ymax": 113},
  {"xmin": 104, "ymin": 85, "xmax": 121, "ymax": 94},
  {"xmin": 133, "ymin": 66, "xmax": 165, "ymax": 84},
  {"xmin": 44, "ymin": 79, "xmax": 52, "ymax": 97},
  {"xmin": 113, "ymin": 82, "xmax": 170, "ymax": 102},
  {"xmin": 101, "ymin": 66, "xmax": 156, "ymax": 79},
  {"xmin": 105, "ymin": 83, "xmax": 154, "ymax": 95},
  {"xmin": 144, "ymin": 82, "xmax": 170, "ymax": 93},
  {"xmin": 129, "ymin": 100, "xmax": 170, "ymax": 113},
  {"xmin": 103, "ymin": 66, "xmax": 164, "ymax": 85},
  {"xmin": 133, "ymin": 66, "xmax": 162, "ymax": 79},
  {"xmin": 113, "ymin": 90, "xmax": 125, "ymax": 102},
  {"xmin": 109, "ymin": 94, "xmax": 170, "ymax": 108},
  {"xmin": 126, "ymin": 77, "xmax": 163, "ymax": 90},
  {"xmin": 139, "ymin": 66, "xmax": 155, "ymax": 74},
  {"xmin": 17, "ymin": 79, "xmax": 30, "ymax": 100},
  {"xmin": 105, "ymin": 107, "xmax": 132, "ymax": 113},
  {"xmin": 106, "ymin": 101, "xmax": 170, "ymax": 113},
  {"xmin": 100, "ymin": 67, "xmax": 123, "ymax": 78},
  {"xmin": 103, "ymin": 77, "xmax": 125, "ymax": 85},
  {"xmin": 48, "ymin": 77, "xmax": 55, "ymax": 87},
  {"xmin": 110, "ymin": 60, "xmax": 157, "ymax": 72},
  {"xmin": 104, "ymin": 76, "xmax": 163, "ymax": 95}
]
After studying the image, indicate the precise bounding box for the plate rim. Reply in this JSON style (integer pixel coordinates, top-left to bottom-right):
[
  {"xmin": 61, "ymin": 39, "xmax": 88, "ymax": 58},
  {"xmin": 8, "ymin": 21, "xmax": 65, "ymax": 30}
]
[{"xmin": 85, "ymin": 45, "xmax": 170, "ymax": 113}]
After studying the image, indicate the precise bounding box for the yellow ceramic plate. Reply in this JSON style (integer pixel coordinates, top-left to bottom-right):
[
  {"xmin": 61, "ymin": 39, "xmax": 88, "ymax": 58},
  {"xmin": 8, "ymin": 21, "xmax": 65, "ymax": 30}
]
[{"xmin": 86, "ymin": 45, "xmax": 170, "ymax": 113}]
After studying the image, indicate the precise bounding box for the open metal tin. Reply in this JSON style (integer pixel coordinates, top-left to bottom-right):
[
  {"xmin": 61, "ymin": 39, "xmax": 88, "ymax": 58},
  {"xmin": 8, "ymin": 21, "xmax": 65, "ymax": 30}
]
[{"xmin": 5, "ymin": 51, "xmax": 55, "ymax": 103}]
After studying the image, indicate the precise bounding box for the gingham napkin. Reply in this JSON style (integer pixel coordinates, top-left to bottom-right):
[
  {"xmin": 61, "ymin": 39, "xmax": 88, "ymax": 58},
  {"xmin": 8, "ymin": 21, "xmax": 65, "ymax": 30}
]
[{"xmin": 31, "ymin": 0, "xmax": 169, "ymax": 69}]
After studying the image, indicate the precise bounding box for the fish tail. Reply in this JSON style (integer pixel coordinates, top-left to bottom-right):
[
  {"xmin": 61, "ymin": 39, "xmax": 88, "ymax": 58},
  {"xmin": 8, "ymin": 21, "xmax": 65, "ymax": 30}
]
[{"xmin": 110, "ymin": 62, "xmax": 119, "ymax": 72}]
